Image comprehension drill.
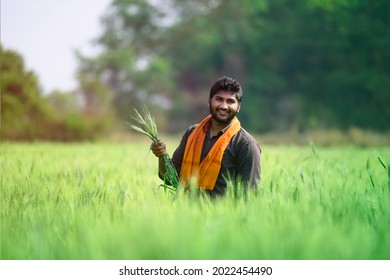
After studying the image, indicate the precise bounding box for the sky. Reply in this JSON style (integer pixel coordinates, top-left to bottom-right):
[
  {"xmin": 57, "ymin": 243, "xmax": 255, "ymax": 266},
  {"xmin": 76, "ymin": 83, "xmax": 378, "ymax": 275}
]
[{"xmin": 1, "ymin": 0, "xmax": 112, "ymax": 93}]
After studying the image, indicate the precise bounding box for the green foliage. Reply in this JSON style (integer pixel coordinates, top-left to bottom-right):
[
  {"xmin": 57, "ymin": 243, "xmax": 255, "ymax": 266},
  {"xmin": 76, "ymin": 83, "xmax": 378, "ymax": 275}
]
[
  {"xmin": 78, "ymin": 0, "xmax": 390, "ymax": 134},
  {"xmin": 0, "ymin": 45, "xmax": 52, "ymax": 140},
  {"xmin": 1, "ymin": 142, "xmax": 390, "ymax": 259},
  {"xmin": 1, "ymin": 44, "xmax": 115, "ymax": 141},
  {"xmin": 76, "ymin": 0, "xmax": 175, "ymax": 126},
  {"xmin": 4, "ymin": 0, "xmax": 389, "ymax": 140}
]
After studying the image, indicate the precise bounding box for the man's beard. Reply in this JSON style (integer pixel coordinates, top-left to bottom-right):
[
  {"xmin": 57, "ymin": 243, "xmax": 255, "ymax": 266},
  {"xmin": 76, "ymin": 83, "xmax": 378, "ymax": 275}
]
[{"xmin": 209, "ymin": 105, "xmax": 237, "ymax": 124}]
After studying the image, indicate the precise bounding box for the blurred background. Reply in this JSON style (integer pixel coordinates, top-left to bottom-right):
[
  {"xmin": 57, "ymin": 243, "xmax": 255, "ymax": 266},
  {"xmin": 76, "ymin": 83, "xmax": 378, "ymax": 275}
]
[{"xmin": 2, "ymin": 0, "xmax": 389, "ymax": 145}]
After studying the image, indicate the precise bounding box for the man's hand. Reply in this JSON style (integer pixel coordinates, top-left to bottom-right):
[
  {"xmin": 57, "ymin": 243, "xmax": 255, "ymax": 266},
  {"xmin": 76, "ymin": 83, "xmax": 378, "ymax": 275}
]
[{"xmin": 151, "ymin": 139, "xmax": 167, "ymax": 158}]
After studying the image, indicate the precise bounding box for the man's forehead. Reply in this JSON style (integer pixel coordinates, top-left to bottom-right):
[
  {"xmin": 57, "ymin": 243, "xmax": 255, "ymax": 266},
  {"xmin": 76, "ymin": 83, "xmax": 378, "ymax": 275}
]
[{"xmin": 212, "ymin": 91, "xmax": 238, "ymax": 100}]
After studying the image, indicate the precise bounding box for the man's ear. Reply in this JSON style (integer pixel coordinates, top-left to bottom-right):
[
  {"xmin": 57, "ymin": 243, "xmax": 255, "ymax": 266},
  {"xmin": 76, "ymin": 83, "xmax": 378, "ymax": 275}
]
[
  {"xmin": 237, "ymin": 104, "xmax": 241, "ymax": 113},
  {"xmin": 208, "ymin": 97, "xmax": 211, "ymax": 106}
]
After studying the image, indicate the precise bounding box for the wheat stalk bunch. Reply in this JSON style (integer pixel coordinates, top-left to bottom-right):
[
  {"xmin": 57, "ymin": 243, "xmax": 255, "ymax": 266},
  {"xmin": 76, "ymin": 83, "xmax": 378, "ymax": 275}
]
[{"xmin": 127, "ymin": 107, "xmax": 179, "ymax": 195}]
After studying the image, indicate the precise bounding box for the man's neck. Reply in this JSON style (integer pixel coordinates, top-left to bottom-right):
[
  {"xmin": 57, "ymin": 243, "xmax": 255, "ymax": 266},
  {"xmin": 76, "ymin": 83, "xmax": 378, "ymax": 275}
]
[{"xmin": 210, "ymin": 119, "xmax": 233, "ymax": 137}]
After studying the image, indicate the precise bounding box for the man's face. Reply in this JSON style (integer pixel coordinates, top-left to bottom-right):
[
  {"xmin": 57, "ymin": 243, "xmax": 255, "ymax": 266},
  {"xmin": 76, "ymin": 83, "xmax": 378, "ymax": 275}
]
[{"xmin": 209, "ymin": 91, "xmax": 240, "ymax": 124}]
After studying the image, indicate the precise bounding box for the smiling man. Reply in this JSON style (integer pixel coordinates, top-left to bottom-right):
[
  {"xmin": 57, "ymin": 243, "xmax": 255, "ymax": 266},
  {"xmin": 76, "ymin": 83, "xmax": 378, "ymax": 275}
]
[{"xmin": 151, "ymin": 76, "xmax": 261, "ymax": 197}]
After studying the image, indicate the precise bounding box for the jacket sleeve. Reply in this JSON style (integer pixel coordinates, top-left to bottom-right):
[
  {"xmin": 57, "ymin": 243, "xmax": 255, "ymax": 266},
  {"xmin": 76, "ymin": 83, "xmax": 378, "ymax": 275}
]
[{"xmin": 236, "ymin": 138, "xmax": 261, "ymax": 189}]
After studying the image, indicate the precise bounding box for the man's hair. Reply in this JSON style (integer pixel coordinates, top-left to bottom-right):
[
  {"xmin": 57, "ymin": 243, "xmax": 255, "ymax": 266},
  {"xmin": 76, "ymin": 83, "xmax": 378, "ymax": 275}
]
[{"xmin": 209, "ymin": 76, "xmax": 242, "ymax": 102}]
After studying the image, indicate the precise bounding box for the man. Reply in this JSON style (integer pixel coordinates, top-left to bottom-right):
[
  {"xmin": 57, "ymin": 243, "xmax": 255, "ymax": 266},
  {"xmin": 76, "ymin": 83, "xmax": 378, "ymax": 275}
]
[{"xmin": 151, "ymin": 76, "xmax": 261, "ymax": 197}]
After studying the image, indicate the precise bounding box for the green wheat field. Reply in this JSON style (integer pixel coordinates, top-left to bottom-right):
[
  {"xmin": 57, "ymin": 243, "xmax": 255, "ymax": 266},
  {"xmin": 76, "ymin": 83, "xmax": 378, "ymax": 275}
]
[{"xmin": 1, "ymin": 140, "xmax": 390, "ymax": 260}]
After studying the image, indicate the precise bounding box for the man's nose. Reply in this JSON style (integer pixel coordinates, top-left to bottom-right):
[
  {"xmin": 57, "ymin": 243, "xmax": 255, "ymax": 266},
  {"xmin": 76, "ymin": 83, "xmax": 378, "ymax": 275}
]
[{"xmin": 219, "ymin": 101, "xmax": 228, "ymax": 109}]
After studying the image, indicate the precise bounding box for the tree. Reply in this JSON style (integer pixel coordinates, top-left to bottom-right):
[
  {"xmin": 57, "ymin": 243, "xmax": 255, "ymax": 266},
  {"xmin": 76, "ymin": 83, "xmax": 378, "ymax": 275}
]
[
  {"xmin": 1, "ymin": 45, "xmax": 52, "ymax": 140},
  {"xmin": 76, "ymin": 0, "xmax": 175, "ymax": 129},
  {"xmin": 1, "ymin": 44, "xmax": 114, "ymax": 141}
]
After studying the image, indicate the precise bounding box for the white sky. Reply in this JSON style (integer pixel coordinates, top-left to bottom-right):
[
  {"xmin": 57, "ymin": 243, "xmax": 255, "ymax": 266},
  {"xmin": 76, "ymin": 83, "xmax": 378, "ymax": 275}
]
[{"xmin": 1, "ymin": 0, "xmax": 112, "ymax": 93}]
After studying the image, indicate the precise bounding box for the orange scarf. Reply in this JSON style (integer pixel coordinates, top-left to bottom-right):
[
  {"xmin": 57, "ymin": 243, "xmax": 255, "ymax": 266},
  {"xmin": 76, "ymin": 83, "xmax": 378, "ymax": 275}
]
[{"xmin": 180, "ymin": 114, "xmax": 241, "ymax": 190}]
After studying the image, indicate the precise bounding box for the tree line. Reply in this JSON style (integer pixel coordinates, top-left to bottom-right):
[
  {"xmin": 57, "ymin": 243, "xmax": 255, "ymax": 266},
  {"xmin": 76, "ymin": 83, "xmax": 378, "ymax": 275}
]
[
  {"xmin": 2, "ymin": 0, "xmax": 389, "ymax": 141},
  {"xmin": 1, "ymin": 45, "xmax": 113, "ymax": 141}
]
